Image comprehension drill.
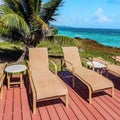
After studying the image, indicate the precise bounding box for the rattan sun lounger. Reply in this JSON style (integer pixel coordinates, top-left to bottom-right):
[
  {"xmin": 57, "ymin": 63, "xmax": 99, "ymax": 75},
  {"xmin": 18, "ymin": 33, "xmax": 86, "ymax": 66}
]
[
  {"xmin": 62, "ymin": 47, "xmax": 114, "ymax": 103},
  {"xmin": 27, "ymin": 48, "xmax": 68, "ymax": 114},
  {"xmin": 0, "ymin": 63, "xmax": 7, "ymax": 99}
]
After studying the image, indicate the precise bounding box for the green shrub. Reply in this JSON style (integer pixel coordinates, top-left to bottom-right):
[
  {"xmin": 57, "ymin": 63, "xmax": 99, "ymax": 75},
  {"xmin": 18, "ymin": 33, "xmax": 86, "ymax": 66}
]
[{"xmin": 47, "ymin": 35, "xmax": 75, "ymax": 45}]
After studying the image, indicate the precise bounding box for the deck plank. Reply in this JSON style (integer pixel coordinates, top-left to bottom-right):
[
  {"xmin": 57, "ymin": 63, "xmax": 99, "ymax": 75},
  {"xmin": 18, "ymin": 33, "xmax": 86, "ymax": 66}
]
[
  {"xmin": 31, "ymin": 109, "xmax": 41, "ymax": 120},
  {"xmin": 105, "ymin": 89, "xmax": 120, "ymax": 109},
  {"xmin": 3, "ymin": 87, "xmax": 13, "ymax": 120},
  {"xmin": 92, "ymin": 98, "xmax": 114, "ymax": 120},
  {"xmin": 73, "ymin": 82, "xmax": 105, "ymax": 120},
  {"xmin": 0, "ymin": 86, "xmax": 7, "ymax": 120},
  {"xmin": 67, "ymin": 95, "xmax": 87, "ymax": 120},
  {"xmin": 67, "ymin": 84, "xmax": 98, "ymax": 120},
  {"xmin": 52, "ymin": 99, "xmax": 70, "ymax": 120},
  {"xmin": 95, "ymin": 95, "xmax": 120, "ymax": 119},
  {"xmin": 100, "ymin": 93, "xmax": 120, "ymax": 116},
  {"xmin": 21, "ymin": 85, "xmax": 31, "ymax": 120},
  {"xmin": 38, "ymin": 102, "xmax": 50, "ymax": 120},
  {"xmin": 46, "ymin": 100, "xmax": 60, "ymax": 120},
  {"xmin": 13, "ymin": 87, "xmax": 22, "ymax": 120},
  {"xmin": 61, "ymin": 103, "xmax": 79, "ymax": 120}
]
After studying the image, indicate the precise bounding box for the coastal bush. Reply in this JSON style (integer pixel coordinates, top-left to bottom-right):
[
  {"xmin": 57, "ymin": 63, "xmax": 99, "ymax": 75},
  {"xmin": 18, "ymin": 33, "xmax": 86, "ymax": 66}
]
[
  {"xmin": 47, "ymin": 35, "xmax": 75, "ymax": 45},
  {"xmin": 79, "ymin": 38, "xmax": 120, "ymax": 60}
]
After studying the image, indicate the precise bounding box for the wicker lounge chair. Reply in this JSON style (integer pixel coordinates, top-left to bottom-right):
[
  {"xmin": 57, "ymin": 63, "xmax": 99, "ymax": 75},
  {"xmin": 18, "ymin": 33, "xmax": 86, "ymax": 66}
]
[
  {"xmin": 27, "ymin": 48, "xmax": 68, "ymax": 114},
  {"xmin": 62, "ymin": 47, "xmax": 114, "ymax": 103},
  {"xmin": 0, "ymin": 63, "xmax": 7, "ymax": 99}
]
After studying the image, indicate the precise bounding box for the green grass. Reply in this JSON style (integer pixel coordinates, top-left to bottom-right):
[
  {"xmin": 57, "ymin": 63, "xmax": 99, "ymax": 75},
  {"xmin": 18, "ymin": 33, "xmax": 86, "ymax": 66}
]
[
  {"xmin": 38, "ymin": 40, "xmax": 74, "ymax": 55},
  {"xmin": 1, "ymin": 38, "xmax": 120, "ymax": 70},
  {"xmin": 0, "ymin": 41, "xmax": 23, "ymax": 63}
]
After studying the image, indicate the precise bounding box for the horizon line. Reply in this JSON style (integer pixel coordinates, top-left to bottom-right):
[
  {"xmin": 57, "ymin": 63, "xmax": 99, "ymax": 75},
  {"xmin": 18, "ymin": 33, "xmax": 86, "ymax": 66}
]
[{"xmin": 54, "ymin": 25, "xmax": 120, "ymax": 30}]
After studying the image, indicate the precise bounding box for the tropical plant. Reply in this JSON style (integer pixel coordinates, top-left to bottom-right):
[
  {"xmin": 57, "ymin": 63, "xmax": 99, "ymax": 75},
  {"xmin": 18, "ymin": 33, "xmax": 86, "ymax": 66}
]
[
  {"xmin": 0, "ymin": 0, "xmax": 63, "ymax": 61},
  {"xmin": 40, "ymin": 0, "xmax": 63, "ymax": 25}
]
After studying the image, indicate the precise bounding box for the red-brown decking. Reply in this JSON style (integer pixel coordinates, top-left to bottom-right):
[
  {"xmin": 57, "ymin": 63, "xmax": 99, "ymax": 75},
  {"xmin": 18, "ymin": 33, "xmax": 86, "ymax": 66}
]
[{"xmin": 1, "ymin": 71, "xmax": 120, "ymax": 120}]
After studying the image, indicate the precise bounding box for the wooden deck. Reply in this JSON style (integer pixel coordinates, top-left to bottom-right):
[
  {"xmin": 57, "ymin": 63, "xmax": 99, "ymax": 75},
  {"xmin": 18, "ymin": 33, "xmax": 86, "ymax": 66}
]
[{"xmin": 1, "ymin": 71, "xmax": 120, "ymax": 120}]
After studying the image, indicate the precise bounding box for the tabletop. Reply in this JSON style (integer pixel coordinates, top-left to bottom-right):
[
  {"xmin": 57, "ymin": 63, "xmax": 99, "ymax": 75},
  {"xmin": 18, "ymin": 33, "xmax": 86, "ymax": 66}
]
[
  {"xmin": 87, "ymin": 61, "xmax": 105, "ymax": 69},
  {"xmin": 5, "ymin": 64, "xmax": 27, "ymax": 73}
]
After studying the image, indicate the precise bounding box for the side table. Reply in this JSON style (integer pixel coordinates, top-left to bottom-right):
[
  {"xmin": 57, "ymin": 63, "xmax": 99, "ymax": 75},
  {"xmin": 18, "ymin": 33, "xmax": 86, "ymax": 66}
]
[
  {"xmin": 86, "ymin": 61, "xmax": 106, "ymax": 74},
  {"xmin": 5, "ymin": 64, "xmax": 27, "ymax": 89}
]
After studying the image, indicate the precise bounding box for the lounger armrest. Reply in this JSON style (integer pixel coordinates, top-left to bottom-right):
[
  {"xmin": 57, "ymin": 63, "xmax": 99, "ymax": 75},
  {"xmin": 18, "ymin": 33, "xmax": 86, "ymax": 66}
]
[
  {"xmin": 63, "ymin": 59, "xmax": 74, "ymax": 72},
  {"xmin": 0, "ymin": 62, "xmax": 8, "ymax": 73},
  {"xmin": 26, "ymin": 61, "xmax": 31, "ymax": 71},
  {"xmin": 0, "ymin": 74, "xmax": 5, "ymax": 87},
  {"xmin": 49, "ymin": 60, "xmax": 57, "ymax": 75},
  {"xmin": 26, "ymin": 61, "xmax": 37, "ymax": 100}
]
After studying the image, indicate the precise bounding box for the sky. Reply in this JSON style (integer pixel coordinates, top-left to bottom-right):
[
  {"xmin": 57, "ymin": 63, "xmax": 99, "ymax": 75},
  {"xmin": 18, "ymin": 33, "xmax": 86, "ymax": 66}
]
[
  {"xmin": 44, "ymin": 0, "xmax": 120, "ymax": 29},
  {"xmin": 0, "ymin": 0, "xmax": 120, "ymax": 29}
]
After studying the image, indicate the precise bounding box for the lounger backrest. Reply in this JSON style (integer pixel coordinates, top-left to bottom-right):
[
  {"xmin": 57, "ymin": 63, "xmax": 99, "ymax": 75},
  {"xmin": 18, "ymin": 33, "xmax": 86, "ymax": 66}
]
[
  {"xmin": 29, "ymin": 48, "xmax": 49, "ymax": 70},
  {"xmin": 62, "ymin": 47, "xmax": 82, "ymax": 69}
]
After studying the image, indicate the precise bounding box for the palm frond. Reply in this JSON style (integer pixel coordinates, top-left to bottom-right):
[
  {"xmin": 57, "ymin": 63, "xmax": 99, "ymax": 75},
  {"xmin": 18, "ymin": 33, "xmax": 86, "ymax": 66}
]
[
  {"xmin": 4, "ymin": 0, "xmax": 19, "ymax": 13},
  {"xmin": 0, "ymin": 13, "xmax": 30, "ymax": 36},
  {"xmin": 40, "ymin": 0, "xmax": 63, "ymax": 24},
  {"xmin": 29, "ymin": 0, "xmax": 41, "ymax": 14},
  {"xmin": 21, "ymin": 0, "xmax": 34, "ymax": 23},
  {"xmin": 33, "ymin": 14, "xmax": 48, "ymax": 30},
  {"xmin": 0, "ymin": 8, "xmax": 4, "ymax": 16},
  {"xmin": 0, "ymin": 5, "xmax": 14, "ymax": 15}
]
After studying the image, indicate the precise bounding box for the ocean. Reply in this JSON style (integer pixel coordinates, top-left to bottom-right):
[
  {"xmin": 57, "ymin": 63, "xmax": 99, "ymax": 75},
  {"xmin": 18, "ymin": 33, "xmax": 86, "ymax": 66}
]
[{"xmin": 57, "ymin": 26, "xmax": 120, "ymax": 48}]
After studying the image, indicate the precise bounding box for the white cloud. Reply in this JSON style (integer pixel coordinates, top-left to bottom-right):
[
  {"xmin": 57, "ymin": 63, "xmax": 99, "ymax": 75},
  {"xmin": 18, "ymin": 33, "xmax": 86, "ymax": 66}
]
[
  {"xmin": 0, "ymin": 1, "xmax": 3, "ymax": 5},
  {"xmin": 95, "ymin": 8, "xmax": 111, "ymax": 23},
  {"xmin": 95, "ymin": 8, "xmax": 103, "ymax": 16}
]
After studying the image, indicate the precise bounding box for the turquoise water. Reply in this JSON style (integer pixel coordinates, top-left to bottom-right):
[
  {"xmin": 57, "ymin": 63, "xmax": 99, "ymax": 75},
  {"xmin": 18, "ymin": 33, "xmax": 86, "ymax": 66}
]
[{"xmin": 57, "ymin": 26, "xmax": 120, "ymax": 48}]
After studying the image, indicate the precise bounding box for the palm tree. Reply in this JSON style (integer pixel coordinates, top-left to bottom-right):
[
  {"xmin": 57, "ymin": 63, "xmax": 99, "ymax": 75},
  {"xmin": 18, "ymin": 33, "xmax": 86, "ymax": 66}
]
[{"xmin": 0, "ymin": 0, "xmax": 63, "ymax": 61}]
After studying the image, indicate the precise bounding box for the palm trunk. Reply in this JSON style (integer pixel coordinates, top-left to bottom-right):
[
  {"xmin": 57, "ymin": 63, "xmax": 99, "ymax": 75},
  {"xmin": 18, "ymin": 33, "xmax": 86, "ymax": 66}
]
[{"xmin": 16, "ymin": 46, "xmax": 27, "ymax": 63}]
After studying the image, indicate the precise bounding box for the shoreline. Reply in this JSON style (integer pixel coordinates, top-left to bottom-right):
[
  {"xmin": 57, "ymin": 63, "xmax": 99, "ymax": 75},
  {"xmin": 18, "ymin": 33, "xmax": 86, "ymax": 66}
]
[
  {"xmin": 74, "ymin": 37, "xmax": 120, "ymax": 59},
  {"xmin": 75, "ymin": 37, "xmax": 120, "ymax": 49},
  {"xmin": 57, "ymin": 26, "xmax": 120, "ymax": 48}
]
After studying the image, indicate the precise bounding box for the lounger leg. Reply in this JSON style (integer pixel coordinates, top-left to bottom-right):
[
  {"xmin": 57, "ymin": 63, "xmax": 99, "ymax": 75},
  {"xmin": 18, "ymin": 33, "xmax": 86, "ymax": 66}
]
[
  {"xmin": 33, "ymin": 106, "xmax": 36, "ymax": 114},
  {"xmin": 100, "ymin": 68, "xmax": 102, "ymax": 74},
  {"xmin": 72, "ymin": 75, "xmax": 75, "ymax": 88},
  {"xmin": 0, "ymin": 87, "xmax": 2, "ymax": 99},
  {"xmin": 20, "ymin": 72, "xmax": 22, "ymax": 89},
  {"xmin": 33, "ymin": 98, "xmax": 36, "ymax": 114},
  {"xmin": 28, "ymin": 83, "xmax": 31, "ymax": 94},
  {"xmin": 7, "ymin": 73, "xmax": 11, "ymax": 89},
  {"xmin": 89, "ymin": 88, "xmax": 92, "ymax": 104},
  {"xmin": 61, "ymin": 59, "xmax": 63, "ymax": 71},
  {"xmin": 112, "ymin": 87, "xmax": 114, "ymax": 98},
  {"xmin": 65, "ymin": 94, "xmax": 69, "ymax": 107},
  {"xmin": 106, "ymin": 70, "xmax": 108, "ymax": 78}
]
